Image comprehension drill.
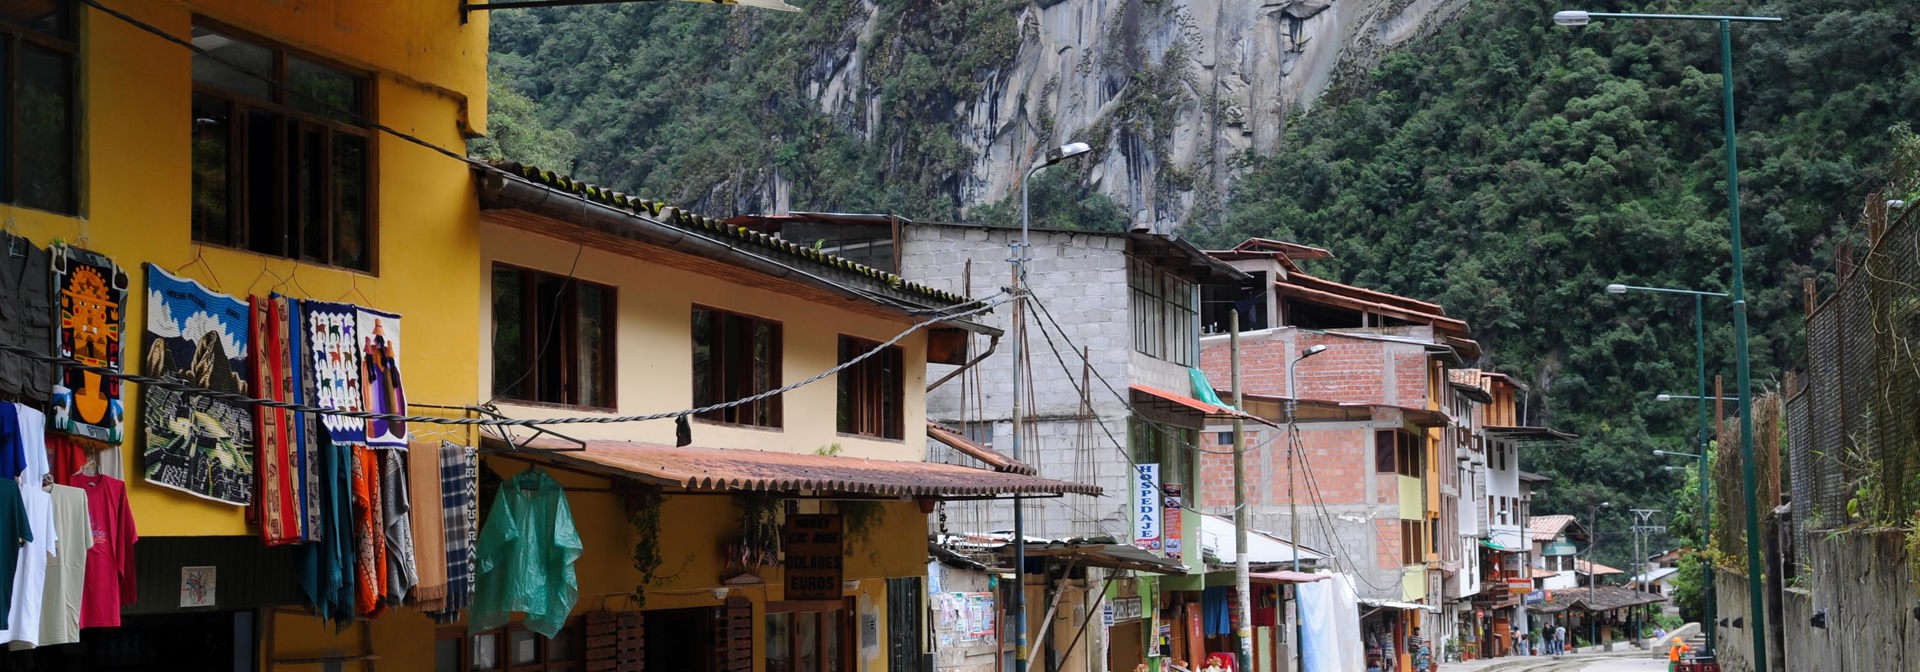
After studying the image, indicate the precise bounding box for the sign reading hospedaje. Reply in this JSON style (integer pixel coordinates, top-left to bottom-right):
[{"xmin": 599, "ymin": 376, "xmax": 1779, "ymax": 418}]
[{"xmin": 1134, "ymin": 464, "xmax": 1161, "ymax": 550}]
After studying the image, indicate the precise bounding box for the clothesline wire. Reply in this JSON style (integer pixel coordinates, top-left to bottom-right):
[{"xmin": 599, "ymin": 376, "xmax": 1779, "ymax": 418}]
[{"xmin": 0, "ymin": 293, "xmax": 1006, "ymax": 428}]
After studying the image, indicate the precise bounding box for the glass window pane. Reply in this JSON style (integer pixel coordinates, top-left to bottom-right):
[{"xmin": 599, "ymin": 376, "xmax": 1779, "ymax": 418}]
[
  {"xmin": 796, "ymin": 612, "xmax": 819, "ymax": 672},
  {"xmin": 191, "ymin": 93, "xmax": 234, "ymax": 245},
  {"xmin": 296, "ymin": 124, "xmax": 326, "ymax": 262},
  {"xmin": 330, "ymin": 133, "xmax": 368, "ymax": 269},
  {"xmin": 491, "ymin": 267, "xmax": 525, "ymax": 399},
  {"xmin": 766, "ymin": 614, "xmax": 792, "ymax": 672},
  {"xmin": 509, "ymin": 629, "xmax": 539, "ymax": 665},
  {"xmin": 435, "ymin": 637, "xmax": 461, "ymax": 672},
  {"xmin": 18, "ymin": 43, "xmax": 72, "ymax": 213},
  {"xmin": 471, "ymin": 632, "xmax": 500, "ymax": 671},
  {"xmin": 822, "ymin": 611, "xmax": 842, "ymax": 672},
  {"xmin": 287, "ymin": 55, "xmax": 363, "ymax": 123},
  {"xmin": 575, "ymin": 283, "xmax": 609, "ymax": 407},
  {"xmin": 245, "ymin": 108, "xmax": 285, "ymax": 256},
  {"xmin": 2, "ymin": 2, "xmax": 68, "ymax": 37},
  {"xmin": 191, "ymin": 28, "xmax": 273, "ymax": 99}
]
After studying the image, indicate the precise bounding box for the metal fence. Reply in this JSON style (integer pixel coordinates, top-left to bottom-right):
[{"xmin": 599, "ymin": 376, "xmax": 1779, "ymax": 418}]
[{"xmin": 1783, "ymin": 208, "xmax": 1920, "ymax": 566}]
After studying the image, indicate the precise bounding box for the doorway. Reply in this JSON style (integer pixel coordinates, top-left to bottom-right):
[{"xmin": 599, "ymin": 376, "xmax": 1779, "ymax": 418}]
[
  {"xmin": 1107, "ymin": 620, "xmax": 1143, "ymax": 672},
  {"xmin": 645, "ymin": 607, "xmax": 719, "ymax": 672}
]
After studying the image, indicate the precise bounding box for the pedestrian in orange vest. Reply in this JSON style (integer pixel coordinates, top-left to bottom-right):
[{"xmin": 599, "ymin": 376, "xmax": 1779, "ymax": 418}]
[{"xmin": 1668, "ymin": 640, "xmax": 1692, "ymax": 671}]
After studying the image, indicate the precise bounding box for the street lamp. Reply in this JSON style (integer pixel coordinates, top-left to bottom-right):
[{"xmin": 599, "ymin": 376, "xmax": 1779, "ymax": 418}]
[
  {"xmin": 1589, "ymin": 501, "xmax": 1613, "ymax": 647},
  {"xmin": 1609, "ymin": 281, "xmax": 1729, "ymax": 651},
  {"xmin": 1284, "ymin": 344, "xmax": 1326, "ymax": 672},
  {"xmin": 1655, "ymin": 394, "xmax": 1740, "ymax": 402},
  {"xmin": 1010, "ymin": 140, "xmax": 1091, "ymax": 672},
  {"xmin": 1563, "ymin": 11, "xmax": 1783, "ymax": 664}
]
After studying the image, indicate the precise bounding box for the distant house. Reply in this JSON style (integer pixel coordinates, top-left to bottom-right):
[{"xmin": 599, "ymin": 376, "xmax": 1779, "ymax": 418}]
[{"xmin": 1529, "ymin": 515, "xmax": 1590, "ymax": 590}]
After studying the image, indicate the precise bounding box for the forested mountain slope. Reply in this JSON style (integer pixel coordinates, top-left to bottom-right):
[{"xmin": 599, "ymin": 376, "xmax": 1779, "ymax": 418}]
[{"xmin": 485, "ymin": 0, "xmax": 1919, "ymax": 565}]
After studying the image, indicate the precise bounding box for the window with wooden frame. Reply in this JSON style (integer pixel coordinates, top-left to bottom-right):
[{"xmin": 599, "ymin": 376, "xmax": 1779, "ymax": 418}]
[
  {"xmin": 692, "ymin": 306, "xmax": 782, "ymax": 427},
  {"xmin": 190, "ymin": 21, "xmax": 373, "ymax": 270},
  {"xmin": 836, "ymin": 335, "xmax": 903, "ymax": 439},
  {"xmin": 492, "ymin": 264, "xmax": 616, "ymax": 408},
  {"xmin": 1399, "ymin": 519, "xmax": 1426, "ymax": 566},
  {"xmin": 435, "ymin": 620, "xmax": 583, "ymax": 672},
  {"xmin": 0, "ymin": 3, "xmax": 76, "ymax": 214},
  {"xmin": 766, "ymin": 600, "xmax": 854, "ymax": 672}
]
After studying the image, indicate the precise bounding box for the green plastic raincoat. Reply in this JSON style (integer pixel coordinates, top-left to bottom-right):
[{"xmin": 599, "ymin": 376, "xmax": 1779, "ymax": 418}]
[{"xmin": 470, "ymin": 468, "xmax": 583, "ymax": 638}]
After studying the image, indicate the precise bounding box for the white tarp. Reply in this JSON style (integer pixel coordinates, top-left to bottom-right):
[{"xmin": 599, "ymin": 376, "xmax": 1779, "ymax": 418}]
[
  {"xmin": 1297, "ymin": 573, "xmax": 1365, "ymax": 672},
  {"xmin": 1197, "ymin": 513, "xmax": 1329, "ymax": 564}
]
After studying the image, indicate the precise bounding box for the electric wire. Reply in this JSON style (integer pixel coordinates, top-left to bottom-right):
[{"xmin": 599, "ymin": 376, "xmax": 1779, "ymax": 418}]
[{"xmin": 0, "ymin": 293, "xmax": 1006, "ymax": 428}]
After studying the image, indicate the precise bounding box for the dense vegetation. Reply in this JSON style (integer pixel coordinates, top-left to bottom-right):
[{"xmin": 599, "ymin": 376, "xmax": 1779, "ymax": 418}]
[
  {"xmin": 486, "ymin": 0, "xmax": 1919, "ymax": 598},
  {"xmin": 1207, "ymin": 0, "xmax": 1917, "ymax": 576}
]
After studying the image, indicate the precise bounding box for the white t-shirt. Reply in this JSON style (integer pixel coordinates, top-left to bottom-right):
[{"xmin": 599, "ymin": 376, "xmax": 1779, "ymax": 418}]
[
  {"xmin": 0, "ymin": 484, "xmax": 55, "ymax": 648},
  {"xmin": 13, "ymin": 406, "xmax": 47, "ymax": 484},
  {"xmin": 34, "ymin": 485, "xmax": 88, "ymax": 647}
]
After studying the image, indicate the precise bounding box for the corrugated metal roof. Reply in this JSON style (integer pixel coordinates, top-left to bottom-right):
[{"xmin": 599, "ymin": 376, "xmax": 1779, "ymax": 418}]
[{"xmin": 516, "ymin": 437, "xmax": 1100, "ymax": 497}]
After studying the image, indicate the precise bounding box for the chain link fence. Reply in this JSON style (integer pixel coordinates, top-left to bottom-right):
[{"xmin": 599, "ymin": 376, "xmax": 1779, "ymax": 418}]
[{"xmin": 1784, "ymin": 206, "xmax": 1920, "ymax": 567}]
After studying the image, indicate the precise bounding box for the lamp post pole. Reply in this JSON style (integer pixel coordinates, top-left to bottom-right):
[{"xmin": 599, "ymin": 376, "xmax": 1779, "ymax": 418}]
[
  {"xmin": 1606, "ymin": 283, "xmax": 1727, "ymax": 652},
  {"xmin": 1284, "ymin": 344, "xmax": 1325, "ymax": 672},
  {"xmin": 1012, "ymin": 142, "xmax": 1090, "ymax": 672},
  {"xmin": 1559, "ymin": 11, "xmax": 1779, "ymax": 668}
]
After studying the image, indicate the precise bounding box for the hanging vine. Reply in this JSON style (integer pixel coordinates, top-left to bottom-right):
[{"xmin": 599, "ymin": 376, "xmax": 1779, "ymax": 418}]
[
  {"xmin": 839, "ymin": 500, "xmax": 885, "ymax": 555},
  {"xmin": 616, "ymin": 478, "xmax": 665, "ymax": 607},
  {"xmin": 729, "ymin": 492, "xmax": 785, "ymax": 573}
]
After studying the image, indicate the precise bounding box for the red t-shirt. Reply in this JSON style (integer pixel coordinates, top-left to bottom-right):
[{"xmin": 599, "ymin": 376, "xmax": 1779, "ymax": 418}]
[{"xmin": 74, "ymin": 474, "xmax": 136, "ymax": 628}]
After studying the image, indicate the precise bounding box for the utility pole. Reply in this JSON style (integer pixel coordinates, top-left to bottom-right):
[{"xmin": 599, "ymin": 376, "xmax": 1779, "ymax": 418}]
[
  {"xmin": 1232, "ymin": 310, "xmax": 1253, "ymax": 672},
  {"xmin": 1631, "ymin": 509, "xmax": 1664, "ymax": 646}
]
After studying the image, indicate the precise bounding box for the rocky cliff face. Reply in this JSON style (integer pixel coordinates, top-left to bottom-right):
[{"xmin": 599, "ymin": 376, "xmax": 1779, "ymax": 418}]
[{"xmin": 796, "ymin": 0, "xmax": 1467, "ymax": 229}]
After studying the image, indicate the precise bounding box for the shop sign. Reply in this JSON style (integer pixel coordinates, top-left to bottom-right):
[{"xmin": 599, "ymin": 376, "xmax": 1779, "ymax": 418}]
[
  {"xmin": 1524, "ymin": 590, "xmax": 1545, "ymax": 605},
  {"xmin": 1134, "ymin": 465, "xmax": 1161, "ymax": 550},
  {"xmin": 1162, "ymin": 483, "xmax": 1184, "ymax": 559},
  {"xmin": 1507, "ymin": 577, "xmax": 1531, "ymax": 594},
  {"xmin": 1112, "ymin": 596, "xmax": 1145, "ymax": 622},
  {"xmin": 784, "ymin": 514, "xmax": 844, "ymax": 600}
]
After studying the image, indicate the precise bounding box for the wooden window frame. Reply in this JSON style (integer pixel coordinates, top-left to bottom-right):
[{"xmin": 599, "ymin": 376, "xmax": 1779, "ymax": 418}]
[
  {"xmin": 691, "ymin": 305, "xmax": 784, "ymax": 428},
  {"xmin": 1128, "ymin": 259, "xmax": 1196, "ymax": 366},
  {"xmin": 0, "ymin": 5, "xmax": 78, "ymax": 215},
  {"xmin": 437, "ymin": 618, "xmax": 584, "ymax": 672},
  {"xmin": 189, "ymin": 17, "xmax": 377, "ymax": 272},
  {"xmin": 491, "ymin": 263, "xmax": 618, "ymax": 410},
  {"xmin": 836, "ymin": 335, "xmax": 904, "ymax": 440},
  {"xmin": 766, "ymin": 598, "xmax": 856, "ymax": 672}
]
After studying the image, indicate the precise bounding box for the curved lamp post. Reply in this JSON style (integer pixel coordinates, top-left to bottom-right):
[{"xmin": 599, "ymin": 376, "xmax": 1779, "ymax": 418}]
[
  {"xmin": 1560, "ymin": 11, "xmax": 1780, "ymax": 668},
  {"xmin": 1010, "ymin": 140, "xmax": 1090, "ymax": 672}
]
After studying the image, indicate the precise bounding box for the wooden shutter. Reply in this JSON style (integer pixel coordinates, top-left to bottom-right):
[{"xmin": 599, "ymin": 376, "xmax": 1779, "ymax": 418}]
[
  {"xmin": 717, "ymin": 597, "xmax": 753, "ymax": 672},
  {"xmin": 585, "ymin": 610, "xmax": 643, "ymax": 672},
  {"xmin": 886, "ymin": 578, "xmax": 926, "ymax": 672}
]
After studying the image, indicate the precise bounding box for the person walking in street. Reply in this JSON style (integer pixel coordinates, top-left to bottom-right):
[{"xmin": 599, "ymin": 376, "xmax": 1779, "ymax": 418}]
[
  {"xmin": 1407, "ymin": 627, "xmax": 1430, "ymax": 672},
  {"xmin": 1667, "ymin": 639, "xmax": 1692, "ymax": 671},
  {"xmin": 1554, "ymin": 624, "xmax": 1567, "ymax": 655}
]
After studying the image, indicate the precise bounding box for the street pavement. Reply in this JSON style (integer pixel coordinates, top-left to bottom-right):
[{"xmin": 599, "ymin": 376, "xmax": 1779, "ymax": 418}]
[{"xmin": 1437, "ymin": 650, "xmax": 1669, "ymax": 671}]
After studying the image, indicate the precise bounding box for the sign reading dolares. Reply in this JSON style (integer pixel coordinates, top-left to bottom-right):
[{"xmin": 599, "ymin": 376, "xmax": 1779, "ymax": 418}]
[
  {"xmin": 784, "ymin": 514, "xmax": 845, "ymax": 600},
  {"xmin": 1133, "ymin": 464, "xmax": 1161, "ymax": 550}
]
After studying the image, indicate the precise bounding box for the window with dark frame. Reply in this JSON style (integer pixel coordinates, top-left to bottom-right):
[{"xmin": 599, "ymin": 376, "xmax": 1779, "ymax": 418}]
[
  {"xmin": 765, "ymin": 603, "xmax": 853, "ymax": 672},
  {"xmin": 1129, "ymin": 258, "xmax": 1197, "ymax": 366},
  {"xmin": 836, "ymin": 335, "xmax": 903, "ymax": 439},
  {"xmin": 190, "ymin": 22, "xmax": 373, "ymax": 270},
  {"xmin": 492, "ymin": 264, "xmax": 615, "ymax": 408},
  {"xmin": 692, "ymin": 306, "xmax": 782, "ymax": 428},
  {"xmin": 436, "ymin": 621, "xmax": 583, "ymax": 672},
  {"xmin": 0, "ymin": 4, "xmax": 77, "ymax": 214}
]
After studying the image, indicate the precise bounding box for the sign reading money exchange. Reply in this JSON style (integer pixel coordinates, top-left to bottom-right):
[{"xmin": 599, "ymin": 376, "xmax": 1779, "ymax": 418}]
[{"xmin": 785, "ymin": 514, "xmax": 845, "ymax": 600}]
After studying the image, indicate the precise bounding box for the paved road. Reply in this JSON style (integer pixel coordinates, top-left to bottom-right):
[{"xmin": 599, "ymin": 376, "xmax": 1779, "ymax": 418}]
[{"xmin": 1437, "ymin": 651, "xmax": 1669, "ymax": 672}]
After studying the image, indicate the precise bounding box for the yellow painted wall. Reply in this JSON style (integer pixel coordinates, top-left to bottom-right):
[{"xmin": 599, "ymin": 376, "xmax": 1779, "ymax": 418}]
[
  {"xmin": 478, "ymin": 221, "xmax": 932, "ymax": 459},
  {"xmin": 317, "ymin": 459, "xmax": 930, "ymax": 672},
  {"xmin": 0, "ymin": 1, "xmax": 485, "ymax": 539},
  {"xmin": 1398, "ymin": 476, "xmax": 1422, "ymax": 521},
  {"xmin": 1401, "ymin": 566, "xmax": 1425, "ymax": 602}
]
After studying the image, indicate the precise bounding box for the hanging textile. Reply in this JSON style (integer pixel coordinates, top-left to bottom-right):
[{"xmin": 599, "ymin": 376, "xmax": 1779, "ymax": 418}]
[
  {"xmin": 31, "ymin": 485, "xmax": 88, "ymax": 647},
  {"xmin": 297, "ymin": 440, "xmax": 355, "ymax": 628},
  {"xmin": 1202, "ymin": 587, "xmax": 1232, "ymax": 637},
  {"xmin": 251, "ymin": 296, "xmax": 299, "ymax": 543},
  {"xmin": 0, "ymin": 479, "xmax": 29, "ymax": 630},
  {"xmin": 74, "ymin": 472, "xmax": 135, "ymax": 629},
  {"xmin": 351, "ymin": 445, "xmax": 387, "ymax": 618},
  {"xmin": 304, "ymin": 301, "xmax": 365, "ymax": 445},
  {"xmin": 50, "ymin": 245, "xmax": 128, "ymax": 445},
  {"xmin": 0, "ymin": 403, "xmax": 29, "ymax": 480},
  {"xmin": 0, "ymin": 481, "xmax": 56, "ymax": 647},
  {"xmin": 47, "ymin": 436, "xmax": 86, "ymax": 488},
  {"xmin": 470, "ymin": 467, "xmax": 582, "ymax": 638},
  {"xmin": 381, "ymin": 449, "xmax": 418, "ymax": 605},
  {"xmin": 430, "ymin": 441, "xmax": 477, "ymax": 623},
  {"xmin": 407, "ymin": 440, "xmax": 447, "ymax": 610},
  {"xmin": 283, "ymin": 296, "xmax": 319, "ymax": 541},
  {"xmin": 140, "ymin": 265, "xmax": 254, "ymax": 505},
  {"xmin": 355, "ymin": 308, "xmax": 407, "ymax": 449},
  {"xmin": 0, "ymin": 231, "xmax": 53, "ymax": 401}
]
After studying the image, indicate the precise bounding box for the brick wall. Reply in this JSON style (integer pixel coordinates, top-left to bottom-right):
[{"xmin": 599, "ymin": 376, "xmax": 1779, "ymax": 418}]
[{"xmin": 1197, "ymin": 328, "xmax": 1437, "ymax": 408}]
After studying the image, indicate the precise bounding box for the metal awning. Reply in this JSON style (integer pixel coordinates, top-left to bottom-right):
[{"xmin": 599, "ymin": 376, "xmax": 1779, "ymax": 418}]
[
  {"xmin": 1360, "ymin": 599, "xmax": 1440, "ymax": 613},
  {"xmin": 1485, "ymin": 425, "xmax": 1579, "ymax": 442},
  {"xmin": 1013, "ymin": 543, "xmax": 1189, "ymax": 575},
  {"xmin": 1130, "ymin": 385, "xmax": 1277, "ymax": 427},
  {"xmin": 1479, "ymin": 539, "xmax": 1525, "ymax": 553},
  {"xmin": 1231, "ymin": 393, "xmax": 1449, "ymax": 428},
  {"xmin": 1248, "ymin": 570, "xmax": 1331, "ymax": 584},
  {"xmin": 498, "ymin": 436, "xmax": 1100, "ymax": 498}
]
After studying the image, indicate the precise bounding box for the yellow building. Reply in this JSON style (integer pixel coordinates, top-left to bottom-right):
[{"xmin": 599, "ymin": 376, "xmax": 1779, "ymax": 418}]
[{"xmin": 0, "ymin": 2, "xmax": 1091, "ymax": 669}]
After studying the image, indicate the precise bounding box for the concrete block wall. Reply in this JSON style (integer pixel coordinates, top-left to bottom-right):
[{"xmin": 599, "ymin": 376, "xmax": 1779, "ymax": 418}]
[
  {"xmin": 904, "ymin": 226, "xmax": 1134, "ymax": 421},
  {"xmin": 931, "ymin": 414, "xmax": 1135, "ymax": 541}
]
